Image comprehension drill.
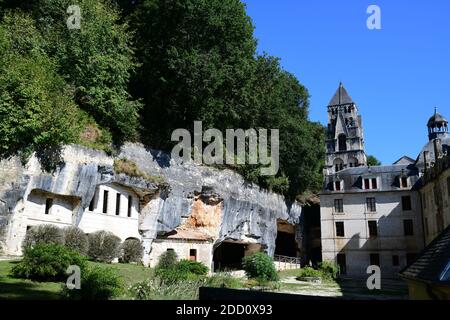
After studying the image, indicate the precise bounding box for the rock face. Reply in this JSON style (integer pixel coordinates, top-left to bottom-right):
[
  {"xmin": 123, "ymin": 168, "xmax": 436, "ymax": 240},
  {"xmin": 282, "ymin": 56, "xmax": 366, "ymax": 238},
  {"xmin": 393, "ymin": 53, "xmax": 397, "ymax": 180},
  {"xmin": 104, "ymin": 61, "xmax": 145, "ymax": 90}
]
[{"xmin": 0, "ymin": 143, "xmax": 302, "ymax": 260}]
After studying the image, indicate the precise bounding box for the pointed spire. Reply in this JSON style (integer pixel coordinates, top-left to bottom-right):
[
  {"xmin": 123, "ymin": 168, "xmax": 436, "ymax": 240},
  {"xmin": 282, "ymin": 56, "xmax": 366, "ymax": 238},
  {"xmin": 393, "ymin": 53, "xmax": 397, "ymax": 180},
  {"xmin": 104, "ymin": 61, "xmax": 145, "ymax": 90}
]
[{"xmin": 328, "ymin": 82, "xmax": 354, "ymax": 106}]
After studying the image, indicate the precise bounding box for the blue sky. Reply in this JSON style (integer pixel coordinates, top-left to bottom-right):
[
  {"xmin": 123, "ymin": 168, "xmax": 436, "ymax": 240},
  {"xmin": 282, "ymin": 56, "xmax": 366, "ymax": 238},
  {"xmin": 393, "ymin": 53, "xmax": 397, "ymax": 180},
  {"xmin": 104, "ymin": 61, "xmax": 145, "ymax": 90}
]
[{"xmin": 243, "ymin": 0, "xmax": 450, "ymax": 164}]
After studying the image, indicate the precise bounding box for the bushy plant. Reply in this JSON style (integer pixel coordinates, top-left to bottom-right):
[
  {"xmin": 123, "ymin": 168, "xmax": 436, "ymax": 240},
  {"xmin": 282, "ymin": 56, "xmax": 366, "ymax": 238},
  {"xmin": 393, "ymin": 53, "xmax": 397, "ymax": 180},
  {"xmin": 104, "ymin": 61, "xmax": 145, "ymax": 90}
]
[
  {"xmin": 11, "ymin": 243, "xmax": 87, "ymax": 282},
  {"xmin": 63, "ymin": 226, "xmax": 88, "ymax": 255},
  {"xmin": 205, "ymin": 273, "xmax": 243, "ymax": 289},
  {"xmin": 155, "ymin": 250, "xmax": 178, "ymax": 270},
  {"xmin": 176, "ymin": 260, "xmax": 208, "ymax": 276},
  {"xmin": 120, "ymin": 238, "xmax": 143, "ymax": 264},
  {"xmin": 242, "ymin": 252, "xmax": 279, "ymax": 282},
  {"xmin": 63, "ymin": 265, "xmax": 123, "ymax": 300},
  {"xmin": 22, "ymin": 224, "xmax": 64, "ymax": 250},
  {"xmin": 87, "ymin": 231, "xmax": 121, "ymax": 263},
  {"xmin": 129, "ymin": 277, "xmax": 205, "ymax": 300},
  {"xmin": 318, "ymin": 261, "xmax": 339, "ymax": 280},
  {"xmin": 297, "ymin": 267, "xmax": 322, "ymax": 279}
]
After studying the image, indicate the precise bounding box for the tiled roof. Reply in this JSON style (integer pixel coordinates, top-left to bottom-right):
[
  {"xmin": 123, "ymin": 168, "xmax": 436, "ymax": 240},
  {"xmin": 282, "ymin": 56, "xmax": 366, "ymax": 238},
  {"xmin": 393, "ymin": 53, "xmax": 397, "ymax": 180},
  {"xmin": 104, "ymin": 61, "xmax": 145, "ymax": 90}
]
[
  {"xmin": 400, "ymin": 225, "xmax": 450, "ymax": 284},
  {"xmin": 159, "ymin": 228, "xmax": 212, "ymax": 241}
]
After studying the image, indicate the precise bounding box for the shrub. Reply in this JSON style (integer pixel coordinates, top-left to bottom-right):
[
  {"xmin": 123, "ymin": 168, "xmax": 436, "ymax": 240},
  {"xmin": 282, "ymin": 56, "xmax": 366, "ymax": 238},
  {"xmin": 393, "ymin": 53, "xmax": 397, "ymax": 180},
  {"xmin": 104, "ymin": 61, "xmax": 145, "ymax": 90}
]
[
  {"xmin": 11, "ymin": 243, "xmax": 87, "ymax": 282},
  {"xmin": 318, "ymin": 261, "xmax": 339, "ymax": 280},
  {"xmin": 63, "ymin": 226, "xmax": 88, "ymax": 255},
  {"xmin": 120, "ymin": 238, "xmax": 143, "ymax": 263},
  {"xmin": 297, "ymin": 267, "xmax": 322, "ymax": 279},
  {"xmin": 242, "ymin": 252, "xmax": 279, "ymax": 282},
  {"xmin": 22, "ymin": 224, "xmax": 64, "ymax": 250},
  {"xmin": 205, "ymin": 273, "xmax": 243, "ymax": 289},
  {"xmin": 156, "ymin": 250, "xmax": 178, "ymax": 270},
  {"xmin": 176, "ymin": 260, "xmax": 208, "ymax": 276},
  {"xmin": 129, "ymin": 277, "xmax": 205, "ymax": 300},
  {"xmin": 63, "ymin": 265, "xmax": 123, "ymax": 300},
  {"xmin": 114, "ymin": 158, "xmax": 165, "ymax": 184},
  {"xmin": 87, "ymin": 231, "xmax": 121, "ymax": 263}
]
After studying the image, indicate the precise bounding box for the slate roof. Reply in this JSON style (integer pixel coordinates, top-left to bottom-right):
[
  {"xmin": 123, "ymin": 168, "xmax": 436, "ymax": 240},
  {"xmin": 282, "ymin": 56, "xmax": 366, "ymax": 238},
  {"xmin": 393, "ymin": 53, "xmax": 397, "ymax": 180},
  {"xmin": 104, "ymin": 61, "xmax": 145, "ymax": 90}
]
[
  {"xmin": 328, "ymin": 83, "xmax": 354, "ymax": 106},
  {"xmin": 400, "ymin": 225, "xmax": 450, "ymax": 284},
  {"xmin": 322, "ymin": 163, "xmax": 421, "ymax": 193},
  {"xmin": 415, "ymin": 136, "xmax": 450, "ymax": 168},
  {"xmin": 428, "ymin": 111, "xmax": 448, "ymax": 127}
]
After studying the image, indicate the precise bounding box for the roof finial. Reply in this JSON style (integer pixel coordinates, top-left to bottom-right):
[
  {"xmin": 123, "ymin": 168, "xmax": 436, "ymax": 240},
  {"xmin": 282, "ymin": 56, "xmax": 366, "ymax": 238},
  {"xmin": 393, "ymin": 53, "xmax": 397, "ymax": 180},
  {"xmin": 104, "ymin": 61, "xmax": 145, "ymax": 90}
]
[{"xmin": 435, "ymin": 106, "xmax": 438, "ymax": 114}]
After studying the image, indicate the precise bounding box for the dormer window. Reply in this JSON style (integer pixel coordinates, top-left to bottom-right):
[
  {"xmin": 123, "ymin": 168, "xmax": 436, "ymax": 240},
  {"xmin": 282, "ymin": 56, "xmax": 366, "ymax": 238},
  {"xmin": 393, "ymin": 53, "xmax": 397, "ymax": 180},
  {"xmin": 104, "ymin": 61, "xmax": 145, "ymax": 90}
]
[
  {"xmin": 363, "ymin": 177, "xmax": 378, "ymax": 190},
  {"xmin": 400, "ymin": 176, "xmax": 408, "ymax": 188},
  {"xmin": 334, "ymin": 181, "xmax": 342, "ymax": 191}
]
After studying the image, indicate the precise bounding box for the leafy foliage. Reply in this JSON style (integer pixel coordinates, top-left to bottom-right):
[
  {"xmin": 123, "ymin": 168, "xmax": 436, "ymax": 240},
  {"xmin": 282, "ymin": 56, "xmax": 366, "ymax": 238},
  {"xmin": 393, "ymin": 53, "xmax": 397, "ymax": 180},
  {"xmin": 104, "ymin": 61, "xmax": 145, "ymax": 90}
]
[
  {"xmin": 241, "ymin": 252, "xmax": 279, "ymax": 282},
  {"xmin": 87, "ymin": 231, "xmax": 121, "ymax": 263},
  {"xmin": 63, "ymin": 265, "xmax": 123, "ymax": 300},
  {"xmin": 175, "ymin": 259, "xmax": 208, "ymax": 276},
  {"xmin": 11, "ymin": 243, "xmax": 87, "ymax": 282},
  {"xmin": 20, "ymin": 0, "xmax": 142, "ymax": 143},
  {"xmin": 296, "ymin": 267, "xmax": 322, "ymax": 279},
  {"xmin": 317, "ymin": 261, "xmax": 339, "ymax": 280},
  {"xmin": 367, "ymin": 155, "xmax": 381, "ymax": 166},
  {"xmin": 129, "ymin": 277, "xmax": 204, "ymax": 300},
  {"xmin": 155, "ymin": 250, "xmax": 178, "ymax": 270},
  {"xmin": 63, "ymin": 226, "xmax": 88, "ymax": 256},
  {"xmin": 120, "ymin": 238, "xmax": 143, "ymax": 263},
  {"xmin": 0, "ymin": 11, "xmax": 81, "ymax": 163},
  {"xmin": 205, "ymin": 272, "xmax": 243, "ymax": 289},
  {"xmin": 22, "ymin": 224, "xmax": 64, "ymax": 250}
]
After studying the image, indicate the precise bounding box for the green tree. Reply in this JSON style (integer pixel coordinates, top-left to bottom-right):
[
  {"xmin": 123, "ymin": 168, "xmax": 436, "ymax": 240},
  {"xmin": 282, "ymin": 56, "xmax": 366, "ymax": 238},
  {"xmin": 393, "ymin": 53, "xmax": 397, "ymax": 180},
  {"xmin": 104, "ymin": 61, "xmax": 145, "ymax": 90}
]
[
  {"xmin": 0, "ymin": 11, "xmax": 81, "ymax": 164},
  {"xmin": 367, "ymin": 155, "xmax": 381, "ymax": 166},
  {"xmin": 130, "ymin": 0, "xmax": 256, "ymax": 149},
  {"xmin": 19, "ymin": 0, "xmax": 142, "ymax": 143}
]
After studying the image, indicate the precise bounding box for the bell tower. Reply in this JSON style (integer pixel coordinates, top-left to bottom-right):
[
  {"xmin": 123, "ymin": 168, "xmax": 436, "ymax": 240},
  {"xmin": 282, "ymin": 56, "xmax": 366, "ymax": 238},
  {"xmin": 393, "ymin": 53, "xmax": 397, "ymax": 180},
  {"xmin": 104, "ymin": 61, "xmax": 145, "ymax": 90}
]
[{"xmin": 325, "ymin": 83, "xmax": 367, "ymax": 174}]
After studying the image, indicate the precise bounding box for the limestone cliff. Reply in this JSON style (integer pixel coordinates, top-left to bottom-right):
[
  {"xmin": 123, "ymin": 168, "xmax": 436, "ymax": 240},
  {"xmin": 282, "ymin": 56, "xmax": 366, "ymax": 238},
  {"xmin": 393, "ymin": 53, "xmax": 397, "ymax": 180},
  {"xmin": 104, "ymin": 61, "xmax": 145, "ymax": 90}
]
[{"xmin": 0, "ymin": 143, "xmax": 302, "ymax": 257}]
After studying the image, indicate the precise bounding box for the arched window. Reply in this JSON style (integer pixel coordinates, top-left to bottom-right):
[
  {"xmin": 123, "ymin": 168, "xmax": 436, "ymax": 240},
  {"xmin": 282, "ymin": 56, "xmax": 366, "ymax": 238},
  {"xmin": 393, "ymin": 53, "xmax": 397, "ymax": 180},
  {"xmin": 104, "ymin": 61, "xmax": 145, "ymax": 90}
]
[
  {"xmin": 338, "ymin": 134, "xmax": 347, "ymax": 151},
  {"xmin": 348, "ymin": 157, "xmax": 358, "ymax": 168},
  {"xmin": 333, "ymin": 158, "xmax": 344, "ymax": 172}
]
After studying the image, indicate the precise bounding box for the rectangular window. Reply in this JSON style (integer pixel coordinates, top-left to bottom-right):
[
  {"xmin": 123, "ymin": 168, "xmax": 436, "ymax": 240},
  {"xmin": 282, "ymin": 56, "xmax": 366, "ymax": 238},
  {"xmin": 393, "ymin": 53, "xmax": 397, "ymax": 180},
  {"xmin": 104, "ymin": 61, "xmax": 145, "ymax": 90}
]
[
  {"xmin": 392, "ymin": 255, "xmax": 399, "ymax": 266},
  {"xmin": 167, "ymin": 248, "xmax": 174, "ymax": 252},
  {"xmin": 370, "ymin": 253, "xmax": 380, "ymax": 266},
  {"xmin": 403, "ymin": 219, "xmax": 414, "ymax": 236},
  {"xmin": 334, "ymin": 181, "xmax": 341, "ymax": 191},
  {"xmin": 371, "ymin": 178, "xmax": 377, "ymax": 189},
  {"xmin": 422, "ymin": 193, "xmax": 427, "ymax": 209},
  {"xmin": 366, "ymin": 197, "xmax": 376, "ymax": 212},
  {"xmin": 115, "ymin": 193, "xmax": 121, "ymax": 216},
  {"xmin": 337, "ymin": 254, "xmax": 347, "ymax": 275},
  {"xmin": 335, "ymin": 222, "xmax": 345, "ymax": 237},
  {"xmin": 368, "ymin": 221, "xmax": 378, "ymax": 237},
  {"xmin": 89, "ymin": 193, "xmax": 95, "ymax": 211},
  {"xmin": 334, "ymin": 199, "xmax": 343, "ymax": 213},
  {"xmin": 424, "ymin": 217, "xmax": 429, "ymax": 236},
  {"xmin": 364, "ymin": 178, "xmax": 370, "ymax": 190},
  {"xmin": 401, "ymin": 177, "xmax": 408, "ymax": 188},
  {"xmin": 127, "ymin": 195, "xmax": 132, "ymax": 217},
  {"xmin": 189, "ymin": 249, "xmax": 197, "ymax": 261},
  {"xmin": 102, "ymin": 190, "xmax": 109, "ymax": 214},
  {"xmin": 402, "ymin": 196, "xmax": 412, "ymax": 211},
  {"xmin": 45, "ymin": 198, "xmax": 53, "ymax": 215}
]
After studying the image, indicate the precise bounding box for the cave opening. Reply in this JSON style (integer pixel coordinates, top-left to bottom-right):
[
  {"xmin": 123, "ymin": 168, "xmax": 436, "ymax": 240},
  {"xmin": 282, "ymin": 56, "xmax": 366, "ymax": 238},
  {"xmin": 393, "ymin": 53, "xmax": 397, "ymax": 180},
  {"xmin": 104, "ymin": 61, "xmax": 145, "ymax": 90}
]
[
  {"xmin": 213, "ymin": 242, "xmax": 246, "ymax": 272},
  {"xmin": 274, "ymin": 231, "xmax": 298, "ymax": 257}
]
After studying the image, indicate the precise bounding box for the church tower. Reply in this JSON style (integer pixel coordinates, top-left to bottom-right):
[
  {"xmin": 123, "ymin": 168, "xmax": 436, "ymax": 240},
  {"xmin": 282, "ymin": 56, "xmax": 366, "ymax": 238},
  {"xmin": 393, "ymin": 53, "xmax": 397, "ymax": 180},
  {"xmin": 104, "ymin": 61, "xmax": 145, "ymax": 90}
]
[{"xmin": 325, "ymin": 83, "xmax": 367, "ymax": 174}]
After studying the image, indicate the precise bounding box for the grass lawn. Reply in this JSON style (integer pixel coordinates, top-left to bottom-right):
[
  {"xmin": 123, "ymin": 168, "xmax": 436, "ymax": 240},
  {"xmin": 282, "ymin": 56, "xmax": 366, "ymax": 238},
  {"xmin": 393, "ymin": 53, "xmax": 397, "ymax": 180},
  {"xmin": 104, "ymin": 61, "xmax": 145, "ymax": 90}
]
[{"xmin": 0, "ymin": 259, "xmax": 154, "ymax": 300}]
